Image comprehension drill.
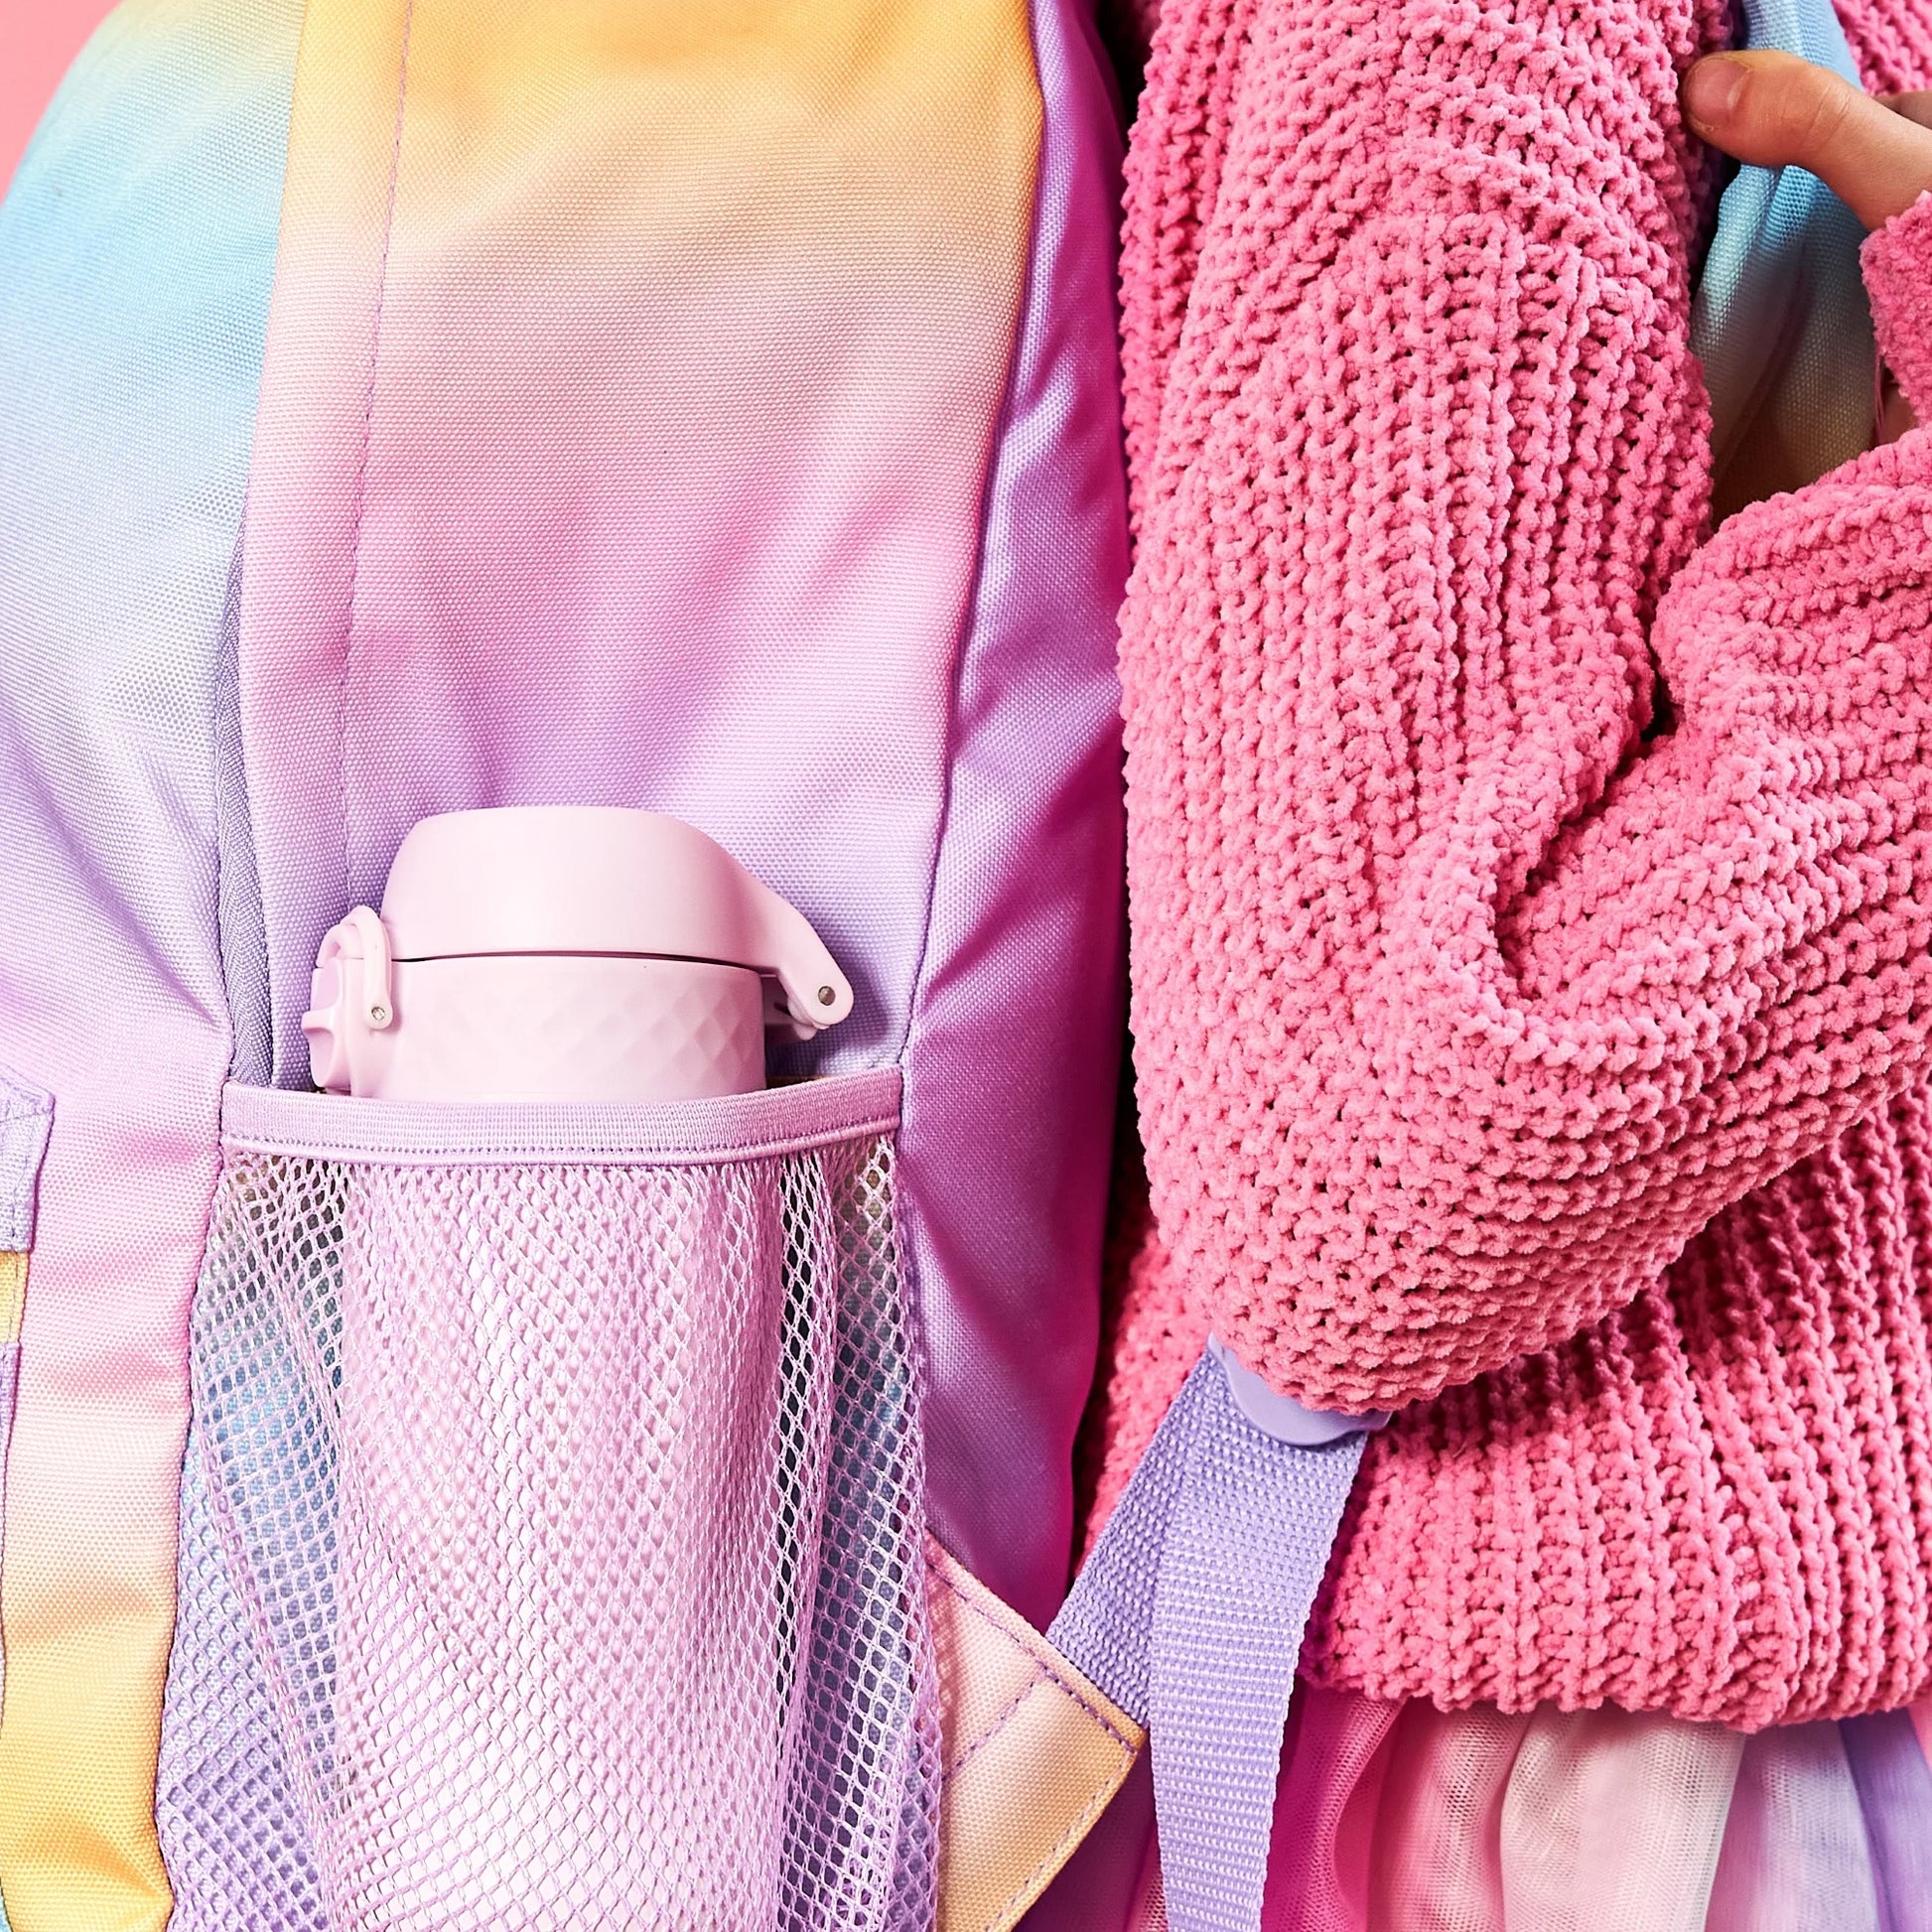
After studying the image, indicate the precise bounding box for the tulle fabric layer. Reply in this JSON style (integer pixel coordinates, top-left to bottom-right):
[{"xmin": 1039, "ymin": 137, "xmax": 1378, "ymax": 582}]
[{"xmin": 1122, "ymin": 1690, "xmax": 1932, "ymax": 1930}]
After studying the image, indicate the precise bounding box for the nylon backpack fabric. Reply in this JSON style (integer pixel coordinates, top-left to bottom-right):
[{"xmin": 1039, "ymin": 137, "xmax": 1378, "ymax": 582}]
[
  {"xmin": 0, "ymin": 6, "xmax": 302, "ymax": 1919},
  {"xmin": 0, "ymin": 0, "xmax": 1135, "ymax": 1923}
]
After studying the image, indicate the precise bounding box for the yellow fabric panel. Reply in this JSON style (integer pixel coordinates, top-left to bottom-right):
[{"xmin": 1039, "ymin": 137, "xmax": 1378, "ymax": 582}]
[
  {"xmin": 0, "ymin": 1208, "xmax": 181, "ymax": 1932},
  {"xmin": 930, "ymin": 1538, "xmax": 1145, "ymax": 1932},
  {"xmin": 0, "ymin": 1255, "xmax": 25, "ymax": 1346},
  {"xmin": 0, "ymin": 1607, "xmax": 185, "ymax": 1930}
]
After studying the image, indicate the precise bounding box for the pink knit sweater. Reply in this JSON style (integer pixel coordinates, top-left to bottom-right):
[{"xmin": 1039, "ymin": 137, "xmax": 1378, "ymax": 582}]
[{"xmin": 1094, "ymin": 0, "xmax": 1932, "ymax": 1725}]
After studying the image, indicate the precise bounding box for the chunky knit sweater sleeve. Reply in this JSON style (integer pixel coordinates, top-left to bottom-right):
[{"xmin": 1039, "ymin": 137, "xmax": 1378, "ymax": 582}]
[{"xmin": 1119, "ymin": 0, "xmax": 1932, "ymax": 1414}]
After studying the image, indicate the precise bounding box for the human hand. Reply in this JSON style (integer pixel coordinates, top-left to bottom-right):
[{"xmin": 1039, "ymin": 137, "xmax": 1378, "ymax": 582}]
[
  {"xmin": 1683, "ymin": 51, "xmax": 1932, "ymax": 229},
  {"xmin": 1683, "ymin": 50, "xmax": 1932, "ymax": 439}
]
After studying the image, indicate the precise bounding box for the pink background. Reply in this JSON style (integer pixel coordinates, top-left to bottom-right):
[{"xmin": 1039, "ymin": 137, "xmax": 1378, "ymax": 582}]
[{"xmin": 0, "ymin": 0, "xmax": 117, "ymax": 198}]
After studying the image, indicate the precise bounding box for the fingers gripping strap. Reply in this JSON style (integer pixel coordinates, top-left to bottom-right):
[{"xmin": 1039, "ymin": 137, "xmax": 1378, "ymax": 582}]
[
  {"xmin": 1047, "ymin": 1349, "xmax": 1371, "ymax": 1931},
  {"xmin": 1690, "ymin": 0, "xmax": 1872, "ymax": 515}
]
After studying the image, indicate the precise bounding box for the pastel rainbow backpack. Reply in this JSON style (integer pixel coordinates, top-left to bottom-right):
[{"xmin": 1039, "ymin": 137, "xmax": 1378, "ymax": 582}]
[{"xmin": 0, "ymin": 1, "xmax": 1150, "ymax": 1926}]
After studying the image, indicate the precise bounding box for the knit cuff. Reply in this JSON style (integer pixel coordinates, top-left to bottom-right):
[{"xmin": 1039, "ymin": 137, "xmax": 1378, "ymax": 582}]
[{"xmin": 1862, "ymin": 188, "xmax": 1932, "ymax": 425}]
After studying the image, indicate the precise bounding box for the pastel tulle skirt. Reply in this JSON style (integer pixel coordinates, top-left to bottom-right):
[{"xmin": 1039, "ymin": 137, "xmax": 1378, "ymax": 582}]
[{"xmin": 1120, "ymin": 1689, "xmax": 1932, "ymax": 1930}]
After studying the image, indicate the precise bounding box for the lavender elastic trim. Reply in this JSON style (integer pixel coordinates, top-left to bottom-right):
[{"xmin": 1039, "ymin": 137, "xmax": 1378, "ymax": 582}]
[
  {"xmin": 1843, "ymin": 1710, "xmax": 1932, "ymax": 1932},
  {"xmin": 0, "ymin": 1070, "xmax": 53, "ymax": 1251},
  {"xmin": 218, "ymin": 1066, "xmax": 901, "ymax": 1167},
  {"xmin": 1047, "ymin": 1348, "xmax": 1369, "ymax": 1932}
]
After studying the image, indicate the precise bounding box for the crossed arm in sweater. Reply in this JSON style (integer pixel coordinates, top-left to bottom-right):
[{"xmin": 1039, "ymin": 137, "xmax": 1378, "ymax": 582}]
[{"xmin": 1118, "ymin": 4, "xmax": 1932, "ymax": 1413}]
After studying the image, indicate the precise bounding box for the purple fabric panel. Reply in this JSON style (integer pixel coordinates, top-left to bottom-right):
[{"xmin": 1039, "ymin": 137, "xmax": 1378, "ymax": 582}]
[
  {"xmin": 219, "ymin": 1066, "xmax": 901, "ymax": 1167},
  {"xmin": 0, "ymin": 1073, "xmax": 52, "ymax": 1253},
  {"xmin": 900, "ymin": 0, "xmax": 1131, "ymax": 1624},
  {"xmin": 1843, "ymin": 1710, "xmax": 1932, "ymax": 1932}
]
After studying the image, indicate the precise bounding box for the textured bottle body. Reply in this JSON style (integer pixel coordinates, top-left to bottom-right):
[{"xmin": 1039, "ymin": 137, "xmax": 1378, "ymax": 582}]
[{"xmin": 310, "ymin": 951, "xmax": 768, "ymax": 1104}]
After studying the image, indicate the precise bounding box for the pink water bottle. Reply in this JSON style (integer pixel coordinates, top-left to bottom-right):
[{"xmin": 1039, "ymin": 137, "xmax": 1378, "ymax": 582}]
[
  {"xmin": 301, "ymin": 807, "xmax": 854, "ymax": 1927},
  {"xmin": 302, "ymin": 805, "xmax": 853, "ymax": 1102}
]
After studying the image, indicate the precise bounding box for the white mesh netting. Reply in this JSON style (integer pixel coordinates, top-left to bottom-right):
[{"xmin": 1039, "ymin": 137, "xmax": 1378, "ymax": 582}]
[{"xmin": 163, "ymin": 1121, "xmax": 939, "ymax": 1931}]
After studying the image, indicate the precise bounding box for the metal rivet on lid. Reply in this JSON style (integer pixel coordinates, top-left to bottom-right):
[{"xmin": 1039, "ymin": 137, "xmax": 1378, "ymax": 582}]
[{"xmin": 818, "ymin": 986, "xmax": 836, "ymax": 1006}]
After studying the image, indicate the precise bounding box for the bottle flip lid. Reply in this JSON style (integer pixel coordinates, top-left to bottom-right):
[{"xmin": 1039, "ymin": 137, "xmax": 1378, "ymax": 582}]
[{"xmin": 374, "ymin": 807, "xmax": 854, "ymax": 1036}]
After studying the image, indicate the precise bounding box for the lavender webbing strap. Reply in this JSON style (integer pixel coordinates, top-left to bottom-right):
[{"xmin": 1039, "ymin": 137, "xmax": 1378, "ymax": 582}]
[{"xmin": 1047, "ymin": 1347, "xmax": 1373, "ymax": 1932}]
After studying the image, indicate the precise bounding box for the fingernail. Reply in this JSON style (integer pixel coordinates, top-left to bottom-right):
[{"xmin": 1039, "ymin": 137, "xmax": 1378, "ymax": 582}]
[{"xmin": 1684, "ymin": 57, "xmax": 1747, "ymax": 126}]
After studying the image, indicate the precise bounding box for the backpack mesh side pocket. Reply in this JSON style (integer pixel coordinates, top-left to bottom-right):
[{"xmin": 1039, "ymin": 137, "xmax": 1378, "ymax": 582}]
[{"xmin": 164, "ymin": 1073, "xmax": 939, "ymax": 1931}]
